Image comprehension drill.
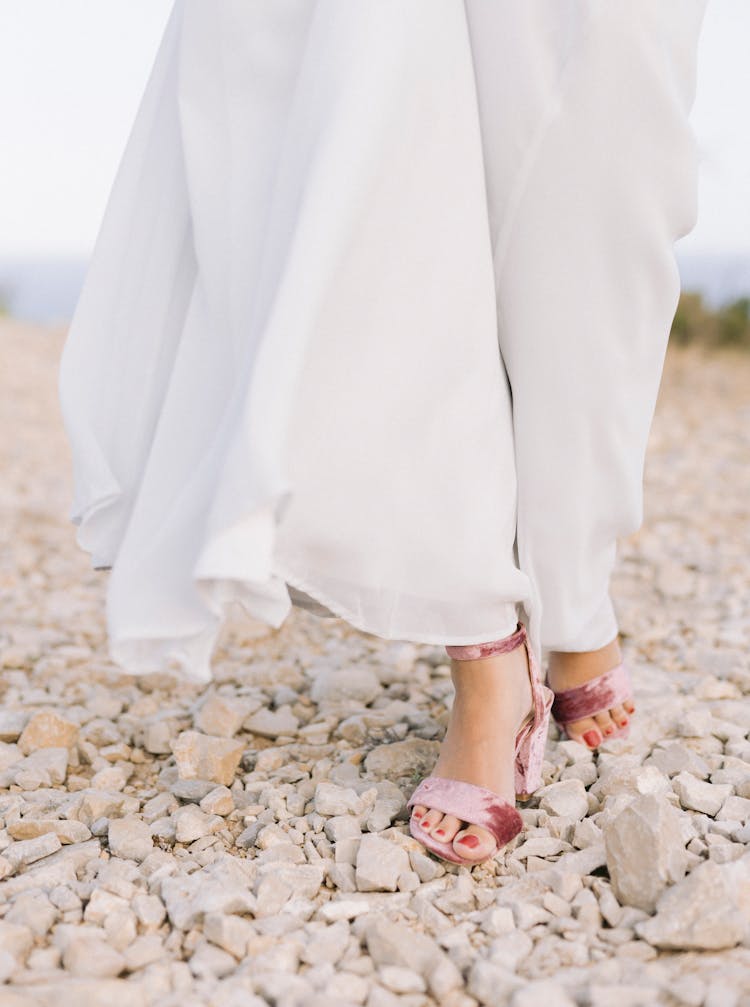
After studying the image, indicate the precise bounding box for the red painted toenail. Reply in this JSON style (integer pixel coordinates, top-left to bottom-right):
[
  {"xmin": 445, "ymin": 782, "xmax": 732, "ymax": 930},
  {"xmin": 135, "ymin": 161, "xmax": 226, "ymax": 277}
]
[
  {"xmin": 434, "ymin": 829, "xmax": 445, "ymax": 836},
  {"xmin": 458, "ymin": 835, "xmax": 479, "ymax": 848},
  {"xmin": 413, "ymin": 811, "xmax": 422, "ymax": 819},
  {"xmin": 583, "ymin": 730, "xmax": 600, "ymax": 747},
  {"xmin": 620, "ymin": 718, "xmax": 629, "ymax": 726},
  {"xmin": 604, "ymin": 727, "xmax": 613, "ymax": 735}
]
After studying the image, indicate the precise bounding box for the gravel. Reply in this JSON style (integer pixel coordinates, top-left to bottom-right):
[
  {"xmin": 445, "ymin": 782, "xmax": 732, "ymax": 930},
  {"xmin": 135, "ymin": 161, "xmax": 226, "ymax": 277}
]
[{"xmin": 1, "ymin": 324, "xmax": 749, "ymax": 1003}]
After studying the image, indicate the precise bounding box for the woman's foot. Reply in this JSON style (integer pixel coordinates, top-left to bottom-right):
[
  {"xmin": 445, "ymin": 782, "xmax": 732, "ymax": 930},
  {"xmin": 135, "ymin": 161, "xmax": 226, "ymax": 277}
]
[
  {"xmin": 410, "ymin": 641, "xmax": 534, "ymax": 864},
  {"xmin": 545, "ymin": 636, "xmax": 635, "ymax": 749}
]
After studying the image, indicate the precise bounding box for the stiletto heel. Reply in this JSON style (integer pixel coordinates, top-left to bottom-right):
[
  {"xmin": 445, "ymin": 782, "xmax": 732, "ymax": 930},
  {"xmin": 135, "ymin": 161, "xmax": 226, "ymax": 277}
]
[{"xmin": 406, "ymin": 622, "xmax": 554, "ymax": 865}]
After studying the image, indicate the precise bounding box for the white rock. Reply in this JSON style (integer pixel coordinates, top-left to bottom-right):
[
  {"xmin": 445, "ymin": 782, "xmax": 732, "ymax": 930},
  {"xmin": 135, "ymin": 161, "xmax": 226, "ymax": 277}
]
[
  {"xmin": 108, "ymin": 816, "xmax": 153, "ymax": 861},
  {"xmin": 5, "ymin": 832, "xmax": 62, "ymax": 869},
  {"xmin": 603, "ymin": 793, "xmax": 688, "ymax": 912},
  {"xmin": 171, "ymin": 731, "xmax": 245, "ymax": 787},
  {"xmin": 511, "ymin": 981, "xmax": 577, "ymax": 1007},
  {"xmin": 310, "ymin": 667, "xmax": 381, "ymax": 705},
  {"xmin": 62, "ymin": 936, "xmax": 126, "ymax": 977},
  {"xmin": 364, "ymin": 916, "xmax": 461, "ymax": 998},
  {"xmin": 672, "ymin": 772, "xmax": 733, "ymax": 817},
  {"xmin": 636, "ymin": 855, "xmax": 750, "ymax": 950},
  {"xmin": 244, "ymin": 705, "xmax": 299, "ymax": 739},
  {"xmin": 195, "ymin": 693, "xmax": 251, "ymax": 737},
  {"xmin": 538, "ymin": 779, "xmax": 590, "ymax": 821},
  {"xmin": 717, "ymin": 795, "xmax": 750, "ymax": 823},
  {"xmin": 355, "ymin": 834, "xmax": 410, "ymax": 893},
  {"xmin": 17, "ymin": 711, "xmax": 78, "ymax": 755},
  {"xmin": 314, "ymin": 781, "xmax": 364, "ymax": 817}
]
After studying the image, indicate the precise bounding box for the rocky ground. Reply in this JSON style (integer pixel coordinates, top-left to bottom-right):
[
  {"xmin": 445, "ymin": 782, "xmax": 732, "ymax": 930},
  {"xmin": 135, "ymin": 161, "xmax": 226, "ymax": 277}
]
[{"xmin": 0, "ymin": 318, "xmax": 749, "ymax": 1007}]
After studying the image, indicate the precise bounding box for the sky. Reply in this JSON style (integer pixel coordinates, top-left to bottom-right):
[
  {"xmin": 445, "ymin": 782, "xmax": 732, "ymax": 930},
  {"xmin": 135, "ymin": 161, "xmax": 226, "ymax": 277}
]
[{"xmin": 0, "ymin": 0, "xmax": 748, "ymax": 260}]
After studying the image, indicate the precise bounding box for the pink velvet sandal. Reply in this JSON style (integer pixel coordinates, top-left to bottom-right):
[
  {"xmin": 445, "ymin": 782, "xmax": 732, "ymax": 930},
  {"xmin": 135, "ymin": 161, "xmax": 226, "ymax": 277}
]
[
  {"xmin": 544, "ymin": 661, "xmax": 633, "ymax": 743},
  {"xmin": 406, "ymin": 622, "xmax": 554, "ymax": 866}
]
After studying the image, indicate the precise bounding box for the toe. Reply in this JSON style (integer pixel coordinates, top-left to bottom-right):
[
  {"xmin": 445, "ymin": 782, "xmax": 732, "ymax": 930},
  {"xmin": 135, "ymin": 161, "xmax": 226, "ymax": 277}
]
[
  {"xmin": 453, "ymin": 824, "xmax": 497, "ymax": 861},
  {"xmin": 609, "ymin": 704, "xmax": 630, "ymax": 729},
  {"xmin": 430, "ymin": 814, "xmax": 462, "ymax": 842},
  {"xmin": 623, "ymin": 697, "xmax": 636, "ymax": 715},
  {"xmin": 411, "ymin": 804, "xmax": 427, "ymax": 823},
  {"xmin": 419, "ymin": 807, "xmax": 444, "ymax": 834},
  {"xmin": 594, "ymin": 710, "xmax": 617, "ymax": 737},
  {"xmin": 565, "ymin": 716, "xmax": 603, "ymax": 749}
]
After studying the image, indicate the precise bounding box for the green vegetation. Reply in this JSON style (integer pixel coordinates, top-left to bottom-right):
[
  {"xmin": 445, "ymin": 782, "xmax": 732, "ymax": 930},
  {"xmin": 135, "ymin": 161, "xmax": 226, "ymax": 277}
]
[{"xmin": 671, "ymin": 290, "xmax": 750, "ymax": 351}]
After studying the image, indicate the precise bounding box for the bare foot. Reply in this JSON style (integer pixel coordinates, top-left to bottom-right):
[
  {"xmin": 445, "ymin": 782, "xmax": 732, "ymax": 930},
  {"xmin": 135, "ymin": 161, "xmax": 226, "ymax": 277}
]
[
  {"xmin": 545, "ymin": 635, "xmax": 635, "ymax": 749},
  {"xmin": 410, "ymin": 642, "xmax": 533, "ymax": 864}
]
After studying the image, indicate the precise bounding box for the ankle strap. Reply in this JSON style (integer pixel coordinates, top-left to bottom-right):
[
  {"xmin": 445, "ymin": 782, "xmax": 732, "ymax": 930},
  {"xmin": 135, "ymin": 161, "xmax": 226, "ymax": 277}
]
[{"xmin": 445, "ymin": 623, "xmax": 527, "ymax": 661}]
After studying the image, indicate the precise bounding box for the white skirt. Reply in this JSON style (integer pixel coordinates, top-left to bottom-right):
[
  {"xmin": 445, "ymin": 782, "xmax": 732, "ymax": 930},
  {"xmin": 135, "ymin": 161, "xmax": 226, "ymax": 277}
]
[{"xmin": 59, "ymin": 0, "xmax": 706, "ymax": 682}]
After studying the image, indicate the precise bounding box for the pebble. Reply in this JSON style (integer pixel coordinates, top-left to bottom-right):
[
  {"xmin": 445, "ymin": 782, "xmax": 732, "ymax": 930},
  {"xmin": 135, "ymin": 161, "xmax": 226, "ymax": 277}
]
[
  {"xmin": 355, "ymin": 835, "xmax": 410, "ymax": 892},
  {"xmin": 671, "ymin": 772, "xmax": 733, "ymax": 816},
  {"xmin": 603, "ymin": 793, "xmax": 688, "ymax": 911},
  {"xmin": 636, "ymin": 855, "xmax": 750, "ymax": 949},
  {"xmin": 171, "ymin": 730, "xmax": 245, "ymax": 786}
]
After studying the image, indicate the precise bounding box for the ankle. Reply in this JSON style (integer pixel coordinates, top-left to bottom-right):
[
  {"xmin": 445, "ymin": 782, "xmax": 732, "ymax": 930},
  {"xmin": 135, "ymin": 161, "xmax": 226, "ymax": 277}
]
[{"xmin": 547, "ymin": 636, "xmax": 622, "ymax": 677}]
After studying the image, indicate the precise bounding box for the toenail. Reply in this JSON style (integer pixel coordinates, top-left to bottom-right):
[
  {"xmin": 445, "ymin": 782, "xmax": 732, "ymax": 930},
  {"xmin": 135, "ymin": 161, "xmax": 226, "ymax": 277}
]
[
  {"xmin": 583, "ymin": 730, "xmax": 600, "ymax": 747},
  {"xmin": 434, "ymin": 829, "xmax": 445, "ymax": 836},
  {"xmin": 604, "ymin": 727, "xmax": 613, "ymax": 735},
  {"xmin": 619, "ymin": 718, "xmax": 629, "ymax": 726},
  {"xmin": 412, "ymin": 811, "xmax": 422, "ymax": 819},
  {"xmin": 458, "ymin": 835, "xmax": 479, "ymax": 848}
]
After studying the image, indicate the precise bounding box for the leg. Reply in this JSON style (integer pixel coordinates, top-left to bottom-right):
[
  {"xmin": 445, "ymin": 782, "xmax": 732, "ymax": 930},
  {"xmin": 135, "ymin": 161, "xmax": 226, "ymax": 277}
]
[{"xmin": 466, "ymin": 0, "xmax": 707, "ymax": 744}]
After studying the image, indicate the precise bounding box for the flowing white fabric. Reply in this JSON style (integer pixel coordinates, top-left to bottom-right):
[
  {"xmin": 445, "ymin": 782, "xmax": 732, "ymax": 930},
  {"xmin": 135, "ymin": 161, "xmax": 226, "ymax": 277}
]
[{"xmin": 59, "ymin": 0, "xmax": 706, "ymax": 683}]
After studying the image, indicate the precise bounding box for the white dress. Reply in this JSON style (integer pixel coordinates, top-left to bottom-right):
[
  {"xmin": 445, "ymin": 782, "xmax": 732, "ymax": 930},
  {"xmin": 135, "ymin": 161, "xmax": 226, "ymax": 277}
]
[{"xmin": 59, "ymin": 1, "xmax": 707, "ymax": 683}]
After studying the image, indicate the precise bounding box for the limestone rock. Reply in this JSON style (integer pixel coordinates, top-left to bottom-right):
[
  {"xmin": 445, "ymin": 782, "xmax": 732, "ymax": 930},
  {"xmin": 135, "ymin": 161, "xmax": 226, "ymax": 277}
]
[
  {"xmin": 108, "ymin": 817, "xmax": 153, "ymax": 862},
  {"xmin": 195, "ymin": 693, "xmax": 251, "ymax": 737},
  {"xmin": 364, "ymin": 738, "xmax": 440, "ymax": 782},
  {"xmin": 603, "ymin": 793, "xmax": 688, "ymax": 911},
  {"xmin": 18, "ymin": 711, "xmax": 78, "ymax": 755},
  {"xmin": 363, "ymin": 916, "xmax": 462, "ymax": 998},
  {"xmin": 672, "ymin": 771, "xmax": 733, "ymax": 817},
  {"xmin": 636, "ymin": 855, "xmax": 750, "ymax": 949},
  {"xmin": 310, "ymin": 667, "xmax": 381, "ymax": 705},
  {"xmin": 355, "ymin": 834, "xmax": 410, "ymax": 893},
  {"xmin": 538, "ymin": 779, "xmax": 590, "ymax": 821},
  {"xmin": 244, "ymin": 705, "xmax": 299, "ymax": 739},
  {"xmin": 8, "ymin": 818, "xmax": 91, "ymax": 844},
  {"xmin": 171, "ymin": 730, "xmax": 245, "ymax": 786}
]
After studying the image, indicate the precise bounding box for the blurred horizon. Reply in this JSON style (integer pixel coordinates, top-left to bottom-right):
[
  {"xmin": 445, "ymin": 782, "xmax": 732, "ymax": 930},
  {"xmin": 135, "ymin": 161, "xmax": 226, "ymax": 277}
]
[{"xmin": 1, "ymin": 0, "xmax": 748, "ymax": 323}]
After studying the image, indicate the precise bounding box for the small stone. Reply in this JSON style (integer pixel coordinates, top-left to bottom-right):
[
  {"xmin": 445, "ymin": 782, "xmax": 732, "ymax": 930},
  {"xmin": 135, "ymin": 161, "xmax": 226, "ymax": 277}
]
[
  {"xmin": 200, "ymin": 786, "xmax": 235, "ymax": 817},
  {"xmin": 314, "ymin": 781, "xmax": 365, "ymax": 817},
  {"xmin": 378, "ymin": 965, "xmax": 426, "ymax": 994},
  {"xmin": 364, "ymin": 738, "xmax": 440, "ymax": 781},
  {"xmin": 717, "ymin": 795, "xmax": 750, "ymax": 823},
  {"xmin": 171, "ymin": 730, "xmax": 245, "ymax": 786},
  {"xmin": 17, "ymin": 711, "xmax": 78, "ymax": 755},
  {"xmin": 5, "ymin": 832, "xmax": 62, "ymax": 869},
  {"xmin": 511, "ymin": 836, "xmax": 568, "ymax": 860},
  {"xmin": 195, "ymin": 694, "xmax": 250, "ymax": 737},
  {"xmin": 510, "ymin": 981, "xmax": 577, "ymax": 1007},
  {"xmin": 62, "ymin": 937, "xmax": 126, "ymax": 977},
  {"xmin": 203, "ymin": 912, "xmax": 255, "ymax": 959},
  {"xmin": 636, "ymin": 855, "xmax": 750, "ymax": 949},
  {"xmin": 8, "ymin": 819, "xmax": 91, "ymax": 844},
  {"xmin": 355, "ymin": 834, "xmax": 410, "ymax": 892},
  {"xmin": 0, "ymin": 711, "xmax": 28, "ymax": 742},
  {"xmin": 538, "ymin": 779, "xmax": 589, "ymax": 821},
  {"xmin": 310, "ymin": 667, "xmax": 381, "ymax": 705},
  {"xmin": 649, "ymin": 743, "xmax": 710, "ymax": 779},
  {"xmin": 603, "ymin": 793, "xmax": 688, "ymax": 912},
  {"xmin": 108, "ymin": 817, "xmax": 154, "ymax": 862},
  {"xmin": 672, "ymin": 772, "xmax": 733, "ymax": 817},
  {"xmin": 364, "ymin": 916, "xmax": 461, "ymax": 998},
  {"xmin": 174, "ymin": 805, "xmax": 222, "ymax": 843},
  {"xmin": 244, "ymin": 705, "xmax": 299, "ymax": 739}
]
